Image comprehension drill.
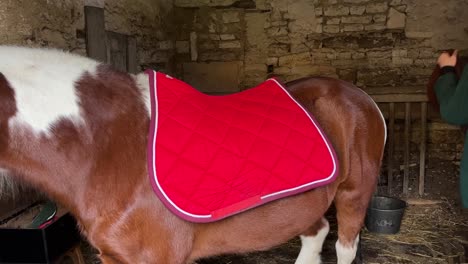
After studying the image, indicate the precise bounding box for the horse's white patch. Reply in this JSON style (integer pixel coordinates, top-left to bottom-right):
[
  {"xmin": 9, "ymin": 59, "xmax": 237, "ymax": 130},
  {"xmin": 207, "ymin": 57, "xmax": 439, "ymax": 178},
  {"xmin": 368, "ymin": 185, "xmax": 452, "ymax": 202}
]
[
  {"xmin": 134, "ymin": 73, "xmax": 151, "ymax": 115},
  {"xmin": 0, "ymin": 46, "xmax": 99, "ymax": 133},
  {"xmin": 295, "ymin": 218, "xmax": 330, "ymax": 264},
  {"xmin": 336, "ymin": 235, "xmax": 359, "ymax": 264}
]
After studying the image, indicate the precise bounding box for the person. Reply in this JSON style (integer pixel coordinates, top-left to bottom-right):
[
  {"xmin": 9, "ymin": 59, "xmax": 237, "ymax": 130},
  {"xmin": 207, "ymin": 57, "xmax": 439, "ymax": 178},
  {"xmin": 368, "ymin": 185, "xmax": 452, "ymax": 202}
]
[{"xmin": 435, "ymin": 50, "xmax": 468, "ymax": 209}]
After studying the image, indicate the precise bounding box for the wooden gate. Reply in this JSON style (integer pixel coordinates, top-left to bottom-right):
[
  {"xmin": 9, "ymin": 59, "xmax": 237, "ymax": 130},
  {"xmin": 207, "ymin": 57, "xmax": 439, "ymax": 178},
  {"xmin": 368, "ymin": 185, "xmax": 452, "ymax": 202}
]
[{"xmin": 371, "ymin": 93, "xmax": 428, "ymax": 196}]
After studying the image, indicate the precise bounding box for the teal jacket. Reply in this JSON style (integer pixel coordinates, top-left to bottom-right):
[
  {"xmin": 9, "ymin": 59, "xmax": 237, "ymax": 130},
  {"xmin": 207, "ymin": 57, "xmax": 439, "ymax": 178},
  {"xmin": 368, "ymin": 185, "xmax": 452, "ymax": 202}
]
[
  {"xmin": 435, "ymin": 66, "xmax": 468, "ymax": 125},
  {"xmin": 435, "ymin": 64, "xmax": 468, "ymax": 208}
]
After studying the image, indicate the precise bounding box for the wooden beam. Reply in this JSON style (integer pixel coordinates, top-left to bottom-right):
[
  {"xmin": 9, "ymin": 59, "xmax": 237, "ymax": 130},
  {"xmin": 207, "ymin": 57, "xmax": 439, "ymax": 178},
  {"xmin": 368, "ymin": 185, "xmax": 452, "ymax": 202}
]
[
  {"xmin": 85, "ymin": 6, "xmax": 107, "ymax": 62},
  {"xmin": 387, "ymin": 102, "xmax": 395, "ymax": 194},
  {"xmin": 371, "ymin": 94, "xmax": 428, "ymax": 103},
  {"xmin": 127, "ymin": 36, "xmax": 138, "ymax": 73},
  {"xmin": 419, "ymin": 102, "xmax": 427, "ymax": 196},
  {"xmin": 403, "ymin": 102, "xmax": 411, "ymax": 194}
]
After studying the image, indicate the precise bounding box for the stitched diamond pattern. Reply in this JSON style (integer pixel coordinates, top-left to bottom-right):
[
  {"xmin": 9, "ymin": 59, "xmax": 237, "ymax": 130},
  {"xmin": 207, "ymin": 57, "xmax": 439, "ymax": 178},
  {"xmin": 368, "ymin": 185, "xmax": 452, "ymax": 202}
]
[{"xmin": 147, "ymin": 71, "xmax": 338, "ymax": 222}]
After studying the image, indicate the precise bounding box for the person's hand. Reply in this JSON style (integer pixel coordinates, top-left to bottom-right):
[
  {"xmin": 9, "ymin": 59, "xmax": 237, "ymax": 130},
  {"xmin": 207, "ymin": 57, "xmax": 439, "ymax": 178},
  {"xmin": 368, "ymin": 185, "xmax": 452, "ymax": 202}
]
[{"xmin": 438, "ymin": 50, "xmax": 458, "ymax": 67}]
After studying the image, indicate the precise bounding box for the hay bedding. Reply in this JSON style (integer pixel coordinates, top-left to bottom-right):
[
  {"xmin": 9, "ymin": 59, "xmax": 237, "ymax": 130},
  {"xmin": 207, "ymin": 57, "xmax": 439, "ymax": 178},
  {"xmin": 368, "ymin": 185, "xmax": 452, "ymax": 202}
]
[
  {"xmin": 196, "ymin": 202, "xmax": 467, "ymax": 264},
  {"xmin": 77, "ymin": 200, "xmax": 468, "ymax": 263}
]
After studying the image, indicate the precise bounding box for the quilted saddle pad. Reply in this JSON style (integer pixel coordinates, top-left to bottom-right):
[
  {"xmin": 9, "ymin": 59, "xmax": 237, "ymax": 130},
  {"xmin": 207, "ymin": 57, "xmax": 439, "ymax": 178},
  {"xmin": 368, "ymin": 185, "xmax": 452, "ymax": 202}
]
[{"xmin": 145, "ymin": 70, "xmax": 338, "ymax": 223}]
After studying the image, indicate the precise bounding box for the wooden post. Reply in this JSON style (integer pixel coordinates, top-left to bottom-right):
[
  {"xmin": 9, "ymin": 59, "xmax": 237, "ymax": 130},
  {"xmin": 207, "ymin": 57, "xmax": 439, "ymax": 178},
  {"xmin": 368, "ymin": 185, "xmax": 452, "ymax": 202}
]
[
  {"xmin": 84, "ymin": 6, "xmax": 107, "ymax": 62},
  {"xmin": 403, "ymin": 102, "xmax": 411, "ymax": 194},
  {"xmin": 419, "ymin": 102, "xmax": 427, "ymax": 196},
  {"xmin": 387, "ymin": 102, "xmax": 395, "ymax": 193},
  {"xmin": 127, "ymin": 37, "xmax": 138, "ymax": 73}
]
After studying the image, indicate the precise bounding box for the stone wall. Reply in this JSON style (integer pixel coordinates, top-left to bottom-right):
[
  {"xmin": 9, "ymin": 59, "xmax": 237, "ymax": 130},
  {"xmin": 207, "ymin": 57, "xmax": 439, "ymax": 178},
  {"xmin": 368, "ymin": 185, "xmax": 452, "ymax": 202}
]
[
  {"xmin": 0, "ymin": 0, "xmax": 175, "ymax": 71},
  {"xmin": 173, "ymin": 0, "xmax": 467, "ymax": 89},
  {"xmin": 173, "ymin": 0, "xmax": 467, "ymax": 164}
]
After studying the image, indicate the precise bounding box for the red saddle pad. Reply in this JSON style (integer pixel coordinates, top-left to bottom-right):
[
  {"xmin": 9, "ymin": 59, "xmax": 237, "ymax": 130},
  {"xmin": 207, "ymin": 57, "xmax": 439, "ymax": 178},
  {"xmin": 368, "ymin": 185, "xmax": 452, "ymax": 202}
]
[{"xmin": 146, "ymin": 70, "xmax": 338, "ymax": 223}]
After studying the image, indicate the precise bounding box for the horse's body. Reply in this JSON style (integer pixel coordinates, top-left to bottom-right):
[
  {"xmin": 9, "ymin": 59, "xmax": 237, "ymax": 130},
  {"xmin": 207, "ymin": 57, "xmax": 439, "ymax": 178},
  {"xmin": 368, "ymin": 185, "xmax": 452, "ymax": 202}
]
[{"xmin": 0, "ymin": 46, "xmax": 386, "ymax": 264}]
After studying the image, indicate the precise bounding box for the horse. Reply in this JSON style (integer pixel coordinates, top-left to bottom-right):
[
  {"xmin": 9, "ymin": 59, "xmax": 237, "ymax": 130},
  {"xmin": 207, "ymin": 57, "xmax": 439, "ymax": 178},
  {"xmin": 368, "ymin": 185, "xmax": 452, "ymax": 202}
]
[{"xmin": 0, "ymin": 46, "xmax": 386, "ymax": 264}]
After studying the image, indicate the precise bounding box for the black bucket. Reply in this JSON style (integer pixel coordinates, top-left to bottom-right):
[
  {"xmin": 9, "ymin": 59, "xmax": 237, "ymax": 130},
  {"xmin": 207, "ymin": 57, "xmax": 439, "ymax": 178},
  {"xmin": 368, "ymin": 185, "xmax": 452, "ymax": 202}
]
[{"xmin": 365, "ymin": 196, "xmax": 407, "ymax": 234}]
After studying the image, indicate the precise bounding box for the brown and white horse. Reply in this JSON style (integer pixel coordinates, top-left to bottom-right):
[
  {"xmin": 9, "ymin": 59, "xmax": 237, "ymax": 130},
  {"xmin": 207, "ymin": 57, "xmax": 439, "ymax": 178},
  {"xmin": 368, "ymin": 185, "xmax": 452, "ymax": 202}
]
[{"xmin": 0, "ymin": 46, "xmax": 386, "ymax": 264}]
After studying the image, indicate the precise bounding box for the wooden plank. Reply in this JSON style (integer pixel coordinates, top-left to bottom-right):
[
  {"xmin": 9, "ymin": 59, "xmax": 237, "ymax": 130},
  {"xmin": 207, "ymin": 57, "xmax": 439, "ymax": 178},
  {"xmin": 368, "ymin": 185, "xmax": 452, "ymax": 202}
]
[
  {"xmin": 403, "ymin": 102, "xmax": 411, "ymax": 194},
  {"xmin": 371, "ymin": 94, "xmax": 428, "ymax": 103},
  {"xmin": 419, "ymin": 102, "xmax": 427, "ymax": 196},
  {"xmin": 387, "ymin": 102, "xmax": 395, "ymax": 194},
  {"xmin": 85, "ymin": 6, "xmax": 107, "ymax": 62},
  {"xmin": 126, "ymin": 36, "xmax": 138, "ymax": 73},
  {"xmin": 106, "ymin": 31, "xmax": 127, "ymax": 72}
]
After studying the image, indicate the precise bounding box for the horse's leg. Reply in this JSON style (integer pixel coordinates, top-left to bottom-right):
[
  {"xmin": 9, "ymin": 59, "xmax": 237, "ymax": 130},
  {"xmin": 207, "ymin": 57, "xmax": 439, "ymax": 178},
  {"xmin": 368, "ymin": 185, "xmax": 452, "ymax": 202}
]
[
  {"xmin": 295, "ymin": 217, "xmax": 330, "ymax": 264},
  {"xmin": 334, "ymin": 156, "xmax": 379, "ymax": 264}
]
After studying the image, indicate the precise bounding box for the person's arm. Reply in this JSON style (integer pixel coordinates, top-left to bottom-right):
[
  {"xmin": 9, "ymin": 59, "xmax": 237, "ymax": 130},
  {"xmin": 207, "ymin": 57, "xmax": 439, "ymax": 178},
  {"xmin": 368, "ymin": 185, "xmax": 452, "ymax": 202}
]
[{"xmin": 434, "ymin": 51, "xmax": 468, "ymax": 125}]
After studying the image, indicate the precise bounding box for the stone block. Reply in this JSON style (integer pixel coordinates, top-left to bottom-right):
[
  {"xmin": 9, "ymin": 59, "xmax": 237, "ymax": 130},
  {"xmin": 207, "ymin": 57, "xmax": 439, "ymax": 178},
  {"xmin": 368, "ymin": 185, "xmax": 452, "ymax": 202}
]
[
  {"xmin": 352, "ymin": 52, "xmax": 366, "ymax": 59},
  {"xmin": 270, "ymin": 20, "xmax": 288, "ymax": 27},
  {"xmin": 326, "ymin": 18, "xmax": 341, "ymax": 25},
  {"xmin": 274, "ymin": 66, "xmax": 292, "ymax": 75},
  {"xmin": 387, "ymin": 8, "xmax": 406, "ymax": 29},
  {"xmin": 418, "ymin": 49, "xmax": 436, "ymax": 58},
  {"xmin": 341, "ymin": 15, "xmax": 372, "ymax": 24},
  {"xmin": 315, "ymin": 7, "xmax": 323, "ymax": 16},
  {"xmin": 209, "ymin": 34, "xmax": 221, "ymax": 41},
  {"xmin": 390, "ymin": 0, "xmax": 402, "ymax": 5},
  {"xmin": 367, "ymin": 50, "xmax": 392, "ymax": 58},
  {"xmin": 405, "ymin": 31, "xmax": 434, "ymax": 39},
  {"xmin": 268, "ymin": 43, "xmax": 290, "ymax": 56},
  {"xmin": 267, "ymin": 26, "xmax": 288, "ymax": 36},
  {"xmin": 414, "ymin": 58, "xmax": 436, "ymax": 66},
  {"xmin": 392, "ymin": 49, "xmax": 407, "ymax": 57},
  {"xmin": 394, "ymin": 5, "xmax": 407, "ymax": 12},
  {"xmin": 175, "ymin": 0, "xmax": 210, "ymax": 7},
  {"xmin": 324, "ymin": 6, "xmax": 349, "ymax": 16},
  {"xmin": 220, "ymin": 34, "xmax": 236, "ymax": 40},
  {"xmin": 373, "ymin": 14, "xmax": 387, "ymax": 23},
  {"xmin": 357, "ymin": 68, "xmax": 400, "ymax": 86},
  {"xmin": 219, "ymin": 40, "xmax": 242, "ymax": 49},
  {"xmin": 343, "ymin": 0, "xmax": 370, "ymax": 3},
  {"xmin": 222, "ymin": 11, "xmax": 240, "ymax": 23},
  {"xmin": 278, "ymin": 52, "xmax": 312, "ymax": 66},
  {"xmin": 350, "ymin": 6, "xmax": 366, "ymax": 15},
  {"xmin": 176, "ymin": 41, "xmax": 190, "ymax": 53},
  {"xmin": 200, "ymin": 41, "xmax": 216, "ymax": 49},
  {"xmin": 338, "ymin": 69, "xmax": 357, "ymax": 83},
  {"xmin": 364, "ymin": 24, "xmax": 386, "ymax": 31},
  {"xmin": 323, "ymin": 25, "xmax": 340, "ymax": 33},
  {"xmin": 199, "ymin": 51, "xmax": 239, "ymax": 61},
  {"xmin": 182, "ymin": 61, "xmax": 243, "ymax": 93},
  {"xmin": 343, "ymin": 24, "xmax": 364, "ymax": 32},
  {"xmin": 315, "ymin": 25, "xmax": 323, "ymax": 33},
  {"xmin": 366, "ymin": 2, "xmax": 388, "ymax": 13},
  {"xmin": 266, "ymin": 57, "xmax": 279, "ymax": 66},
  {"xmin": 392, "ymin": 57, "xmax": 413, "ymax": 65},
  {"xmin": 337, "ymin": 52, "xmax": 352, "ymax": 59}
]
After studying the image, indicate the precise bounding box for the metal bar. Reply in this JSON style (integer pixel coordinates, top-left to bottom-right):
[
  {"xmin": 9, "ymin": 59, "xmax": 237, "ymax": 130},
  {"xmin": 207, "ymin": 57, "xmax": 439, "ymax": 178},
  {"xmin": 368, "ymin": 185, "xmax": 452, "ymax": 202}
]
[
  {"xmin": 403, "ymin": 102, "xmax": 411, "ymax": 194},
  {"xmin": 419, "ymin": 102, "xmax": 427, "ymax": 196},
  {"xmin": 387, "ymin": 102, "xmax": 395, "ymax": 194}
]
